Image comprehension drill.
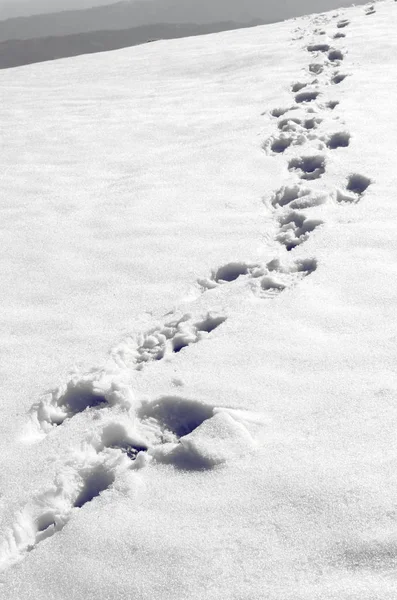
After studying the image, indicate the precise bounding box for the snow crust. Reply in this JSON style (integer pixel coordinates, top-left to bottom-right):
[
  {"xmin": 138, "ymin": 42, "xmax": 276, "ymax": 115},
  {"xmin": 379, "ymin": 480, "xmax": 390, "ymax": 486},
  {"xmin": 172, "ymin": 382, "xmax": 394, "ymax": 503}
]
[{"xmin": 1, "ymin": 1, "xmax": 397, "ymax": 598}]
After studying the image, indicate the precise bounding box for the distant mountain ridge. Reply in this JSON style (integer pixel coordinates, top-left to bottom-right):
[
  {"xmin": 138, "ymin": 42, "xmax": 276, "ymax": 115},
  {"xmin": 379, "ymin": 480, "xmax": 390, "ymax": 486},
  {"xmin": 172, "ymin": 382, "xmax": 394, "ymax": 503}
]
[
  {"xmin": 0, "ymin": 20, "xmax": 265, "ymax": 70},
  {"xmin": 0, "ymin": 0, "xmax": 369, "ymax": 43}
]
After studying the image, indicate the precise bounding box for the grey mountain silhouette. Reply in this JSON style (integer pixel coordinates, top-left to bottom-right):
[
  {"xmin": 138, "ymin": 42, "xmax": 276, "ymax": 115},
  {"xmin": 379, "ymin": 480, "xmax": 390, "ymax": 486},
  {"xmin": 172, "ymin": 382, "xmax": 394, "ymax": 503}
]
[{"xmin": 0, "ymin": 0, "xmax": 369, "ymax": 43}]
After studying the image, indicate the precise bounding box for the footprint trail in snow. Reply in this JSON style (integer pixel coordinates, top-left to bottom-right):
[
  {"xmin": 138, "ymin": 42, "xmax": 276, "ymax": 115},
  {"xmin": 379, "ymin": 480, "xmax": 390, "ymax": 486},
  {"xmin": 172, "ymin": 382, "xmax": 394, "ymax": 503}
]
[{"xmin": 0, "ymin": 5, "xmax": 375, "ymax": 573}]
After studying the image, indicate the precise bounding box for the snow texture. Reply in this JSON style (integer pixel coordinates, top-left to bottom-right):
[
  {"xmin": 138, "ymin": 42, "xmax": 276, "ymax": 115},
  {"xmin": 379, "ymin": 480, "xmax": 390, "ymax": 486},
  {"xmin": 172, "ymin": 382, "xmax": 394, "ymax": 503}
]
[{"xmin": 0, "ymin": 1, "xmax": 397, "ymax": 599}]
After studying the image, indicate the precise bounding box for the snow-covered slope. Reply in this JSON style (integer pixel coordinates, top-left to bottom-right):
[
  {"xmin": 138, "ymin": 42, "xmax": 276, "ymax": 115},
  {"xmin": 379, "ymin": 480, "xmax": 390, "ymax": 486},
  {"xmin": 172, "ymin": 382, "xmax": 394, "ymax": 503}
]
[{"xmin": 1, "ymin": 1, "xmax": 397, "ymax": 598}]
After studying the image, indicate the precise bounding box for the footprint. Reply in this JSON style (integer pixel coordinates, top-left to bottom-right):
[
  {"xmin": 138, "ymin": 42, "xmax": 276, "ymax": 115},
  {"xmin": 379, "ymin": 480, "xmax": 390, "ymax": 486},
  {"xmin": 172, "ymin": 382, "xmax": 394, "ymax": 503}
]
[
  {"xmin": 128, "ymin": 312, "xmax": 227, "ymax": 365},
  {"xmin": 276, "ymin": 211, "xmax": 324, "ymax": 250},
  {"xmin": 31, "ymin": 379, "xmax": 110, "ymax": 432},
  {"xmin": 291, "ymin": 82, "xmax": 308, "ymax": 93},
  {"xmin": 326, "ymin": 100, "xmax": 340, "ymax": 110},
  {"xmin": 288, "ymin": 155, "xmax": 326, "ymax": 180},
  {"xmin": 333, "ymin": 32, "xmax": 346, "ymax": 39},
  {"xmin": 270, "ymin": 106, "xmax": 298, "ymax": 118},
  {"xmin": 336, "ymin": 173, "xmax": 372, "ymax": 203},
  {"xmin": 140, "ymin": 399, "xmax": 257, "ymax": 471},
  {"xmin": 365, "ymin": 6, "xmax": 376, "ymax": 15},
  {"xmin": 138, "ymin": 395, "xmax": 215, "ymax": 439},
  {"xmin": 326, "ymin": 131, "xmax": 350, "ymax": 149},
  {"xmin": 270, "ymin": 185, "xmax": 327, "ymax": 210},
  {"xmin": 337, "ymin": 19, "xmax": 350, "ymax": 28},
  {"xmin": 260, "ymin": 275, "xmax": 287, "ymax": 292},
  {"xmin": 258, "ymin": 256, "xmax": 318, "ymax": 296},
  {"xmin": 277, "ymin": 116, "xmax": 322, "ymax": 133},
  {"xmin": 295, "ymin": 90, "xmax": 320, "ymax": 104},
  {"xmin": 199, "ymin": 261, "xmax": 263, "ymax": 289},
  {"xmin": 30, "ymin": 312, "xmax": 227, "ymax": 434},
  {"xmin": 332, "ymin": 72, "xmax": 348, "ymax": 84},
  {"xmin": 0, "ymin": 451, "xmax": 118, "ymax": 571},
  {"xmin": 307, "ymin": 43, "xmax": 331, "ymax": 53},
  {"xmin": 328, "ymin": 49, "xmax": 344, "ymax": 62},
  {"xmin": 4, "ymin": 393, "xmax": 262, "ymax": 571},
  {"xmin": 303, "ymin": 117, "xmax": 322, "ymax": 130},
  {"xmin": 309, "ymin": 63, "xmax": 324, "ymax": 75},
  {"xmin": 277, "ymin": 117, "xmax": 303, "ymax": 132},
  {"xmin": 266, "ymin": 135, "xmax": 293, "ymax": 154},
  {"xmin": 267, "ymin": 256, "xmax": 318, "ymax": 275},
  {"xmin": 163, "ymin": 411, "xmax": 255, "ymax": 470},
  {"xmin": 346, "ymin": 173, "xmax": 372, "ymax": 195},
  {"xmin": 73, "ymin": 465, "xmax": 115, "ymax": 509}
]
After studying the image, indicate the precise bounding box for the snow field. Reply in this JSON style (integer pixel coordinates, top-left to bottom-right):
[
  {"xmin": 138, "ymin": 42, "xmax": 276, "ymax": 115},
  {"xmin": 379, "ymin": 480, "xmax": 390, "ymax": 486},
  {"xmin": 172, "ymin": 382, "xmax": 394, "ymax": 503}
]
[
  {"xmin": 2, "ymin": 4, "xmax": 365, "ymax": 570},
  {"xmin": 1, "ymin": 1, "xmax": 397, "ymax": 598}
]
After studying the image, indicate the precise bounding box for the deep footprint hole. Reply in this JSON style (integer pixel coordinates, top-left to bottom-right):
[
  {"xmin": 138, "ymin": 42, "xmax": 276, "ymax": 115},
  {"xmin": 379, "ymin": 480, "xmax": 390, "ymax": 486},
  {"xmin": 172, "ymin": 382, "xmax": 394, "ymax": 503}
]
[
  {"xmin": 36, "ymin": 512, "xmax": 57, "ymax": 534},
  {"xmin": 61, "ymin": 386, "xmax": 108, "ymax": 417},
  {"xmin": 291, "ymin": 82, "xmax": 308, "ymax": 93},
  {"xmin": 346, "ymin": 174, "xmax": 371, "ymax": 195},
  {"xmin": 303, "ymin": 118, "xmax": 317, "ymax": 130},
  {"xmin": 138, "ymin": 396, "xmax": 214, "ymax": 438},
  {"xmin": 74, "ymin": 467, "xmax": 115, "ymax": 509},
  {"xmin": 332, "ymin": 73, "xmax": 348, "ymax": 84},
  {"xmin": 328, "ymin": 49, "xmax": 344, "ymax": 62},
  {"xmin": 327, "ymin": 132, "xmax": 350, "ymax": 149},
  {"xmin": 295, "ymin": 90, "xmax": 320, "ymax": 103},
  {"xmin": 270, "ymin": 107, "xmax": 293, "ymax": 118},
  {"xmin": 214, "ymin": 262, "xmax": 250, "ymax": 283},
  {"xmin": 196, "ymin": 315, "xmax": 226, "ymax": 334},
  {"xmin": 270, "ymin": 137, "xmax": 293, "ymax": 153},
  {"xmin": 293, "ymin": 258, "xmax": 318, "ymax": 275},
  {"xmin": 326, "ymin": 100, "xmax": 340, "ymax": 110},
  {"xmin": 172, "ymin": 337, "xmax": 190, "ymax": 353},
  {"xmin": 307, "ymin": 43, "xmax": 330, "ymax": 52}
]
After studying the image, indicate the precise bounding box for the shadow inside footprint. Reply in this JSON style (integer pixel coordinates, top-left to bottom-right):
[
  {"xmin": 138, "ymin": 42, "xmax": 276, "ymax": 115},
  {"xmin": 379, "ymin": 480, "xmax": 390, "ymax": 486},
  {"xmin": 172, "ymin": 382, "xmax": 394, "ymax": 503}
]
[
  {"xmin": 276, "ymin": 212, "xmax": 324, "ymax": 250},
  {"xmin": 328, "ymin": 49, "xmax": 344, "ymax": 62},
  {"xmin": 60, "ymin": 384, "xmax": 108, "ymax": 418},
  {"xmin": 295, "ymin": 90, "xmax": 320, "ymax": 103},
  {"xmin": 151, "ymin": 443, "xmax": 215, "ymax": 471},
  {"xmin": 213, "ymin": 262, "xmax": 251, "ymax": 283},
  {"xmin": 307, "ymin": 43, "xmax": 330, "ymax": 52},
  {"xmin": 291, "ymin": 82, "xmax": 308, "ymax": 92},
  {"xmin": 138, "ymin": 396, "xmax": 215, "ymax": 438},
  {"xmin": 326, "ymin": 100, "xmax": 340, "ymax": 110},
  {"xmin": 288, "ymin": 155, "xmax": 325, "ymax": 180},
  {"xmin": 332, "ymin": 72, "xmax": 348, "ymax": 84},
  {"xmin": 270, "ymin": 137, "xmax": 293, "ymax": 153},
  {"xmin": 346, "ymin": 173, "xmax": 371, "ymax": 195},
  {"xmin": 327, "ymin": 132, "xmax": 350, "ymax": 149},
  {"xmin": 74, "ymin": 467, "xmax": 115, "ymax": 509},
  {"xmin": 270, "ymin": 106, "xmax": 298, "ymax": 118},
  {"xmin": 150, "ymin": 411, "xmax": 255, "ymax": 472},
  {"xmin": 196, "ymin": 315, "xmax": 226, "ymax": 334}
]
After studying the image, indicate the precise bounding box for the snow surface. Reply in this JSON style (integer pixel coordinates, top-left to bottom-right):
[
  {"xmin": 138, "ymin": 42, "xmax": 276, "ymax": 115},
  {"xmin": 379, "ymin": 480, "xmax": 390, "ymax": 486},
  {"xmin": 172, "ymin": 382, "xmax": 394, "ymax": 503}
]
[{"xmin": 1, "ymin": 1, "xmax": 397, "ymax": 598}]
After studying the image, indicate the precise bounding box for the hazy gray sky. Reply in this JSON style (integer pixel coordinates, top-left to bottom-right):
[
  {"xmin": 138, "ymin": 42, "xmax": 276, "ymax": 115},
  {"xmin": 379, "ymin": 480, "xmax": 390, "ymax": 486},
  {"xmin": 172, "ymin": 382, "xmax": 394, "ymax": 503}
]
[{"xmin": 0, "ymin": 0, "xmax": 365, "ymax": 21}]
